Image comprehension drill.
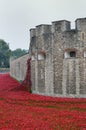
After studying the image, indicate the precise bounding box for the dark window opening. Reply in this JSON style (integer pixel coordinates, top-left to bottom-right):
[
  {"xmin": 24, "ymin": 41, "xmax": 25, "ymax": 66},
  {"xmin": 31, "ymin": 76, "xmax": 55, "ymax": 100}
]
[
  {"xmin": 64, "ymin": 50, "xmax": 76, "ymax": 59},
  {"xmin": 82, "ymin": 33, "xmax": 85, "ymax": 40},
  {"xmin": 70, "ymin": 51, "xmax": 76, "ymax": 57}
]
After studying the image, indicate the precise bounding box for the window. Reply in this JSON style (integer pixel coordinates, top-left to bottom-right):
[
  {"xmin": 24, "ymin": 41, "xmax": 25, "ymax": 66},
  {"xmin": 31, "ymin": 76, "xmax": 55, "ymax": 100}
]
[
  {"xmin": 82, "ymin": 33, "xmax": 84, "ymax": 40},
  {"xmin": 81, "ymin": 32, "xmax": 85, "ymax": 40},
  {"xmin": 84, "ymin": 51, "xmax": 86, "ymax": 57},
  {"xmin": 38, "ymin": 53, "xmax": 45, "ymax": 60},
  {"xmin": 64, "ymin": 51, "xmax": 76, "ymax": 58},
  {"xmin": 31, "ymin": 55, "xmax": 35, "ymax": 61},
  {"xmin": 70, "ymin": 51, "xmax": 76, "ymax": 57}
]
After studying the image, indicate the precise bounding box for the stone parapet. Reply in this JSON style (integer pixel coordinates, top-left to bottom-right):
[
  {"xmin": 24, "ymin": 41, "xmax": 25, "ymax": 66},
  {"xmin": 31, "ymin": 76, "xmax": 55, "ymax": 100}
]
[{"xmin": 10, "ymin": 54, "xmax": 29, "ymax": 81}]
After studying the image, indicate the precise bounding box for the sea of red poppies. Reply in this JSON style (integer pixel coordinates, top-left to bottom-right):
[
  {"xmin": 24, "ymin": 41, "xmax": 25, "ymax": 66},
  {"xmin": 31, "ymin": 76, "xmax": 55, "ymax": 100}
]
[{"xmin": 0, "ymin": 74, "xmax": 86, "ymax": 130}]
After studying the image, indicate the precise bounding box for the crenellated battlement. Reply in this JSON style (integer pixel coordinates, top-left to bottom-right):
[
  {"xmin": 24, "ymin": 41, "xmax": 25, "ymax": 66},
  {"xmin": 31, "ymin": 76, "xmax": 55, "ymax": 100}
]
[
  {"xmin": 36, "ymin": 24, "xmax": 51, "ymax": 36},
  {"xmin": 30, "ymin": 28, "xmax": 36, "ymax": 39},
  {"xmin": 52, "ymin": 20, "xmax": 71, "ymax": 32},
  {"xmin": 75, "ymin": 18, "xmax": 86, "ymax": 31},
  {"xmin": 30, "ymin": 18, "xmax": 86, "ymax": 39}
]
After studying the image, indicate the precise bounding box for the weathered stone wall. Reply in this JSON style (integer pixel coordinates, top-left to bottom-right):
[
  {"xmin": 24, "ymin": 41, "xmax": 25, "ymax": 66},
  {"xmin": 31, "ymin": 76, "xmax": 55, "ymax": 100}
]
[
  {"xmin": 10, "ymin": 54, "xmax": 29, "ymax": 81},
  {"xmin": 29, "ymin": 18, "xmax": 86, "ymax": 98},
  {"xmin": 62, "ymin": 59, "xmax": 86, "ymax": 97},
  {"xmin": 29, "ymin": 25, "xmax": 54, "ymax": 95},
  {"xmin": 52, "ymin": 18, "xmax": 86, "ymax": 97},
  {"xmin": 10, "ymin": 17, "xmax": 86, "ymax": 97}
]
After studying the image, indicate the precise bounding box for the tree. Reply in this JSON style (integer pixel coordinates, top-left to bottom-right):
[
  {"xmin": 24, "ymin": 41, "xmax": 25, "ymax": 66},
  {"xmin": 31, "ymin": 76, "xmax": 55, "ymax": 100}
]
[
  {"xmin": 11, "ymin": 48, "xmax": 28, "ymax": 58},
  {"xmin": 0, "ymin": 39, "xmax": 11, "ymax": 68}
]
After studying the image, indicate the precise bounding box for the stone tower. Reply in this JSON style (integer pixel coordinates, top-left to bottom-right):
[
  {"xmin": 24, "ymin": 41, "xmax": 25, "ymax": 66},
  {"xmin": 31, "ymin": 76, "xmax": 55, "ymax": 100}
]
[{"xmin": 29, "ymin": 18, "xmax": 86, "ymax": 98}]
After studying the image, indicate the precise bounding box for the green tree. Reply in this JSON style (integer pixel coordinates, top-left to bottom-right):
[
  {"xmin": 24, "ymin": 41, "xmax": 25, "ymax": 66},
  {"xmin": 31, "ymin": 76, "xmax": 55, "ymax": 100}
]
[
  {"xmin": 0, "ymin": 39, "xmax": 11, "ymax": 68},
  {"xmin": 11, "ymin": 48, "xmax": 28, "ymax": 58}
]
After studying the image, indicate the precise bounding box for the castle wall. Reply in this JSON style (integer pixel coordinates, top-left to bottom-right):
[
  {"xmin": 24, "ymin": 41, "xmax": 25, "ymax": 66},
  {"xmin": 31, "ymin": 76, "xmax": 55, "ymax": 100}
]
[
  {"xmin": 31, "ymin": 61, "xmax": 35, "ymax": 90},
  {"xmin": 10, "ymin": 17, "xmax": 86, "ymax": 98},
  {"xmin": 44, "ymin": 33, "xmax": 54, "ymax": 95},
  {"xmin": 52, "ymin": 33, "xmax": 63, "ymax": 94},
  {"xmin": 62, "ymin": 59, "xmax": 86, "ymax": 97},
  {"xmin": 52, "ymin": 21, "xmax": 71, "ymax": 95},
  {"xmin": 62, "ymin": 18, "xmax": 86, "ymax": 97},
  {"xmin": 38, "ymin": 60, "xmax": 45, "ymax": 93},
  {"xmin": 79, "ymin": 59, "xmax": 86, "ymax": 95},
  {"xmin": 30, "ymin": 25, "xmax": 54, "ymax": 95},
  {"xmin": 10, "ymin": 54, "xmax": 29, "ymax": 81},
  {"xmin": 29, "ymin": 18, "xmax": 86, "ymax": 98}
]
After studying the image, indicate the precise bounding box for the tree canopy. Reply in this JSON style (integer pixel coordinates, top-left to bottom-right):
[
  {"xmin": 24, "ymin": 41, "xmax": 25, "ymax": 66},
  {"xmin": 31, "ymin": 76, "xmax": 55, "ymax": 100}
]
[
  {"xmin": 0, "ymin": 39, "xmax": 28, "ymax": 68},
  {"xmin": 0, "ymin": 39, "xmax": 11, "ymax": 68},
  {"xmin": 11, "ymin": 48, "xmax": 28, "ymax": 58}
]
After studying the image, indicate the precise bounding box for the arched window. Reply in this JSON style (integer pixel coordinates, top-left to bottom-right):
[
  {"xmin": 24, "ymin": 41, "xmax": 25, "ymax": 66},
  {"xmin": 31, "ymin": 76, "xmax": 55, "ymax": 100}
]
[
  {"xmin": 31, "ymin": 55, "xmax": 35, "ymax": 61},
  {"xmin": 64, "ymin": 50, "xmax": 76, "ymax": 58}
]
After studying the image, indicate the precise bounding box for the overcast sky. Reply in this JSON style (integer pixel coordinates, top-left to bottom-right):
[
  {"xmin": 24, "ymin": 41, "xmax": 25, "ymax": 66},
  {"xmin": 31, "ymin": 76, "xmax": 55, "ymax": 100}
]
[{"xmin": 0, "ymin": 0, "xmax": 86, "ymax": 50}]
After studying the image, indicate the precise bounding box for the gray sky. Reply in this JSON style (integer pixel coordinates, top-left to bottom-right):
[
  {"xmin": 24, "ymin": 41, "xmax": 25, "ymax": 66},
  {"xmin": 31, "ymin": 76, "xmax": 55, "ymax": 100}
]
[{"xmin": 0, "ymin": 0, "xmax": 86, "ymax": 50}]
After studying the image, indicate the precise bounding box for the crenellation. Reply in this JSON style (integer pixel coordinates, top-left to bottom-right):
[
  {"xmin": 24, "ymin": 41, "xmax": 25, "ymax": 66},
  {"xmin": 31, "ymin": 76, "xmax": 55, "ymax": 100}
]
[
  {"xmin": 75, "ymin": 18, "xmax": 86, "ymax": 31},
  {"xmin": 52, "ymin": 20, "xmax": 71, "ymax": 33},
  {"xmin": 30, "ymin": 28, "xmax": 36, "ymax": 39},
  {"xmin": 36, "ymin": 25, "xmax": 51, "ymax": 36}
]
